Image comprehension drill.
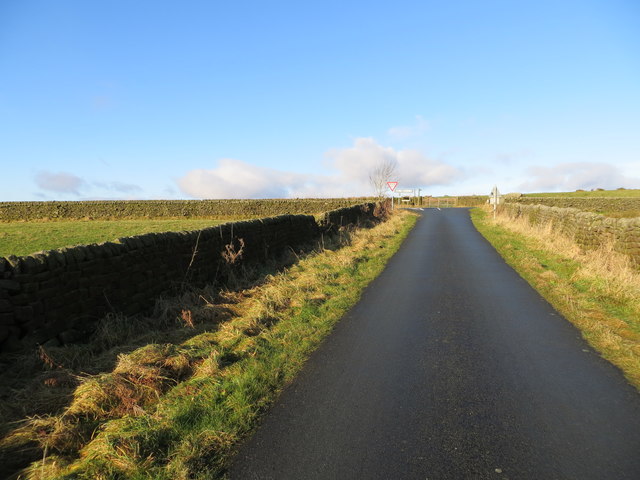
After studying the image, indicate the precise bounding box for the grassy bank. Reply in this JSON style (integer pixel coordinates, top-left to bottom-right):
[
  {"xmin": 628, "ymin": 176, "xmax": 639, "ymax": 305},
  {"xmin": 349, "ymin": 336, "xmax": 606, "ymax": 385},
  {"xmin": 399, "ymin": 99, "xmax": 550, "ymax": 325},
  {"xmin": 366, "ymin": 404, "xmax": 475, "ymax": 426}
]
[
  {"xmin": 1, "ymin": 210, "xmax": 417, "ymax": 479},
  {"xmin": 471, "ymin": 207, "xmax": 640, "ymax": 391},
  {"xmin": 0, "ymin": 218, "xmax": 230, "ymax": 257}
]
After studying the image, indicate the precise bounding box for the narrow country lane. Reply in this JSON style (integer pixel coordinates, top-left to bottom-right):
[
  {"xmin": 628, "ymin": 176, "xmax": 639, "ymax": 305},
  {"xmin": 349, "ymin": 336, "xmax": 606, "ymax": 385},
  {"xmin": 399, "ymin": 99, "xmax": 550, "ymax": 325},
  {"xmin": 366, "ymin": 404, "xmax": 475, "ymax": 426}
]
[{"xmin": 228, "ymin": 209, "xmax": 640, "ymax": 480}]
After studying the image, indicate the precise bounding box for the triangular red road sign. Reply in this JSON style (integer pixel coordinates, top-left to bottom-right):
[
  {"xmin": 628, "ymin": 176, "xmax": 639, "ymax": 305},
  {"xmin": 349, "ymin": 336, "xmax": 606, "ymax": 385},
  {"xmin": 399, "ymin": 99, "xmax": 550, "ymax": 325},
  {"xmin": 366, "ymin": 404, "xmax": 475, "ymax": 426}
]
[{"xmin": 387, "ymin": 182, "xmax": 398, "ymax": 192}]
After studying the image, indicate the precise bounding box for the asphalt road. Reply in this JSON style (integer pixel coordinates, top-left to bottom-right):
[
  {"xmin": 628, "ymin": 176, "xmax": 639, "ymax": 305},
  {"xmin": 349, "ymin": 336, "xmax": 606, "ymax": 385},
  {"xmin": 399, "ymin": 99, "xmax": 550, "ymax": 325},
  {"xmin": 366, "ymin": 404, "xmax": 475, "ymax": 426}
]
[{"xmin": 228, "ymin": 208, "xmax": 640, "ymax": 479}]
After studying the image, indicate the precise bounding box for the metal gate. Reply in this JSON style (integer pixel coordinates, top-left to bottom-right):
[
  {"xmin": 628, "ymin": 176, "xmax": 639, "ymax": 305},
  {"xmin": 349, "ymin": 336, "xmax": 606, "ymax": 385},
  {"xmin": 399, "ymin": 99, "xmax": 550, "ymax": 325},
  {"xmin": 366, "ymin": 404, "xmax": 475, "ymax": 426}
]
[{"xmin": 426, "ymin": 197, "xmax": 458, "ymax": 208}]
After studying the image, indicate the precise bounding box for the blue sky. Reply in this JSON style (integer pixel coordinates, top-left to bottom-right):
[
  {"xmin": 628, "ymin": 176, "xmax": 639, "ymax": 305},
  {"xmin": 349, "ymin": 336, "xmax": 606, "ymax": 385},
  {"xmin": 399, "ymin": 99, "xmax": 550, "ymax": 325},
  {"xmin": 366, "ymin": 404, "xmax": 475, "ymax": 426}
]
[{"xmin": 1, "ymin": 0, "xmax": 639, "ymax": 200}]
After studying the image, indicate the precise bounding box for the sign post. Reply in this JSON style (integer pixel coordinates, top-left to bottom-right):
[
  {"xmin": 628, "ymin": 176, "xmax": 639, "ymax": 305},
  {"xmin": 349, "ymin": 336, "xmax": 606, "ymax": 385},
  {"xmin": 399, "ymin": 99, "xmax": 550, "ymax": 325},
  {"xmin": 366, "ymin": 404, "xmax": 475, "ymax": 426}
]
[
  {"xmin": 489, "ymin": 185, "xmax": 501, "ymax": 219},
  {"xmin": 387, "ymin": 181, "xmax": 398, "ymax": 210},
  {"xmin": 396, "ymin": 188, "xmax": 416, "ymax": 206}
]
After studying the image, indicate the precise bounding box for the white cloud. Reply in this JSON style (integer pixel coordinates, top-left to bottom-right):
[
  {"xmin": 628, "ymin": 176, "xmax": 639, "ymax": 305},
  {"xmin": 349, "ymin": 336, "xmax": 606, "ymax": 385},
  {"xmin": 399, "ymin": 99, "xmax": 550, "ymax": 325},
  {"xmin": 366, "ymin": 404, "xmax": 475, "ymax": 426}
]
[
  {"xmin": 34, "ymin": 171, "xmax": 145, "ymax": 198},
  {"xmin": 387, "ymin": 115, "xmax": 429, "ymax": 140},
  {"xmin": 325, "ymin": 137, "xmax": 460, "ymax": 189},
  {"xmin": 93, "ymin": 181, "xmax": 142, "ymax": 194},
  {"xmin": 35, "ymin": 171, "xmax": 85, "ymax": 195},
  {"xmin": 519, "ymin": 162, "xmax": 640, "ymax": 192},
  {"xmin": 619, "ymin": 161, "xmax": 640, "ymax": 180},
  {"xmin": 178, "ymin": 159, "xmax": 307, "ymax": 199},
  {"xmin": 178, "ymin": 138, "xmax": 462, "ymax": 199}
]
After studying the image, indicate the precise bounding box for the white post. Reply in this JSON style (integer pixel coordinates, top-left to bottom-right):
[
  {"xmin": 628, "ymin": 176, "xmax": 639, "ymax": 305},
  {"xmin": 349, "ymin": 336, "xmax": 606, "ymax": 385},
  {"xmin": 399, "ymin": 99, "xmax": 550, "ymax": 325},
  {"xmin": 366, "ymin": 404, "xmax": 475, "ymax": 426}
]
[{"xmin": 491, "ymin": 185, "xmax": 499, "ymax": 220}]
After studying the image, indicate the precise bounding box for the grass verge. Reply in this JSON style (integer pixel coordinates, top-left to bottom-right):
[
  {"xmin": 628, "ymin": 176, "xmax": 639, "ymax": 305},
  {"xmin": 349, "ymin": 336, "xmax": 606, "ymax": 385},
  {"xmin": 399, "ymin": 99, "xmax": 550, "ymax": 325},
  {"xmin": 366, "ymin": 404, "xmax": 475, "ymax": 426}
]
[
  {"xmin": 471, "ymin": 207, "xmax": 640, "ymax": 391},
  {"xmin": 1, "ymin": 210, "xmax": 417, "ymax": 479},
  {"xmin": 0, "ymin": 218, "xmax": 233, "ymax": 257}
]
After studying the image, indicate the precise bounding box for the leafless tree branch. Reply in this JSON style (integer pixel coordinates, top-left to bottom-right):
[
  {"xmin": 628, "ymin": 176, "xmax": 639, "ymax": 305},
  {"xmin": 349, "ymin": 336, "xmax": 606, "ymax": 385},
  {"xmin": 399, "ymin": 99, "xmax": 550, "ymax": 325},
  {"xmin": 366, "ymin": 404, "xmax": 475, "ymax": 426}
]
[{"xmin": 369, "ymin": 158, "xmax": 398, "ymax": 197}]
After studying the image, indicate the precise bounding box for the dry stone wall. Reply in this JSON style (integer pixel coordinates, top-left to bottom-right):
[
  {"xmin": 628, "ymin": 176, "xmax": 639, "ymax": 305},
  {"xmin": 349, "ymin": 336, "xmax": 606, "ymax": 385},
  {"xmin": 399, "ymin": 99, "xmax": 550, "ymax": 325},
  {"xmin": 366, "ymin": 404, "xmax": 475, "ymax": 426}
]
[
  {"xmin": 456, "ymin": 196, "xmax": 488, "ymax": 207},
  {"xmin": 0, "ymin": 202, "xmax": 388, "ymax": 353},
  {"xmin": 0, "ymin": 198, "xmax": 376, "ymax": 222},
  {"xmin": 320, "ymin": 201, "xmax": 386, "ymax": 232},
  {"xmin": 502, "ymin": 203, "xmax": 640, "ymax": 265}
]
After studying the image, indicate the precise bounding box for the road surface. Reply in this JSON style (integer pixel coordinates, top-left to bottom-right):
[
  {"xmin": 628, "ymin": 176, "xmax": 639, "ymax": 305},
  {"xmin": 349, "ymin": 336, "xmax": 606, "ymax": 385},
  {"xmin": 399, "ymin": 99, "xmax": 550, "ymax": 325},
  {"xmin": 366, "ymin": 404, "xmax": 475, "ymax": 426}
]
[{"xmin": 228, "ymin": 208, "xmax": 640, "ymax": 479}]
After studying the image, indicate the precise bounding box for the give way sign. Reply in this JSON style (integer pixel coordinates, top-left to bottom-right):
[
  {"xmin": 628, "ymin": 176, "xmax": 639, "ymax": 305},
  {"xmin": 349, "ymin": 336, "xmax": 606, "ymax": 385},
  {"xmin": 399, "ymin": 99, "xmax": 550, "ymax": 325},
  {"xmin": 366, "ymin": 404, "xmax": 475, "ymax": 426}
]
[{"xmin": 387, "ymin": 182, "xmax": 398, "ymax": 192}]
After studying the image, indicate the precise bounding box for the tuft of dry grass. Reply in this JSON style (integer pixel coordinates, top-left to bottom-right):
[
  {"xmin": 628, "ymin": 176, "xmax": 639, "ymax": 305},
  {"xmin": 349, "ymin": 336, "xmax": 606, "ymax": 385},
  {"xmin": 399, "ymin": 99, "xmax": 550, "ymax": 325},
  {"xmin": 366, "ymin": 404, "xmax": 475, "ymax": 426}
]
[
  {"xmin": 221, "ymin": 238, "xmax": 245, "ymax": 265},
  {"xmin": 492, "ymin": 208, "xmax": 640, "ymax": 303},
  {"xmin": 472, "ymin": 206, "xmax": 640, "ymax": 389},
  {"xmin": 180, "ymin": 309, "xmax": 195, "ymax": 328},
  {"xmin": 0, "ymin": 285, "xmax": 243, "ymax": 478}
]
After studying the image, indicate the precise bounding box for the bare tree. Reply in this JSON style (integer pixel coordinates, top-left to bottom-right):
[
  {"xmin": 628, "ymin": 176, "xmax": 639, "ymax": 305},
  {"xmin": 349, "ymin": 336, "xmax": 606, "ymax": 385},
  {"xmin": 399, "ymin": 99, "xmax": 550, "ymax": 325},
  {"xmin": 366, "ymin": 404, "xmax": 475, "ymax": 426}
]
[{"xmin": 369, "ymin": 157, "xmax": 398, "ymax": 197}]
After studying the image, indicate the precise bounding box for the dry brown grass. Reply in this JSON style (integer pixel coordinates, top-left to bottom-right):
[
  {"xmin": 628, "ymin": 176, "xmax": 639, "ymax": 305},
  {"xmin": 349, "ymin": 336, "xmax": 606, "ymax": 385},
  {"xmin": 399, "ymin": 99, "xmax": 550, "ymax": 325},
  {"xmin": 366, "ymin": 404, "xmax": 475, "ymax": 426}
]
[
  {"xmin": 0, "ymin": 283, "xmax": 245, "ymax": 477},
  {"xmin": 493, "ymin": 209, "xmax": 640, "ymax": 302}
]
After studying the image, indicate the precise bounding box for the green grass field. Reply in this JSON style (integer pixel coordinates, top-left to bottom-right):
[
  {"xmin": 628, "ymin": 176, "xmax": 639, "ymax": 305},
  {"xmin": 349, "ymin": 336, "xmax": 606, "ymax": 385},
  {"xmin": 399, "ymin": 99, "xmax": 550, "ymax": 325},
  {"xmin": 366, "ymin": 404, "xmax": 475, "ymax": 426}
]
[
  {"xmin": 519, "ymin": 188, "xmax": 640, "ymax": 218},
  {"xmin": 0, "ymin": 219, "xmax": 230, "ymax": 257},
  {"xmin": 523, "ymin": 188, "xmax": 640, "ymax": 198}
]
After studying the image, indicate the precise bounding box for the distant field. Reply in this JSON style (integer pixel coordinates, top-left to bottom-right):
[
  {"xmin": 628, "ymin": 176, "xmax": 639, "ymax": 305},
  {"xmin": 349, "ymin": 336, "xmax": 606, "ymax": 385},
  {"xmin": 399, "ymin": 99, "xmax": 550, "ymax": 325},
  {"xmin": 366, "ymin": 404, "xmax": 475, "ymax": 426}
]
[
  {"xmin": 524, "ymin": 189, "xmax": 640, "ymax": 198},
  {"xmin": 516, "ymin": 189, "xmax": 640, "ymax": 218},
  {"xmin": 0, "ymin": 218, "xmax": 229, "ymax": 257},
  {"xmin": 598, "ymin": 211, "xmax": 640, "ymax": 218}
]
